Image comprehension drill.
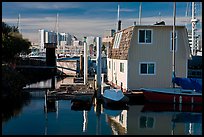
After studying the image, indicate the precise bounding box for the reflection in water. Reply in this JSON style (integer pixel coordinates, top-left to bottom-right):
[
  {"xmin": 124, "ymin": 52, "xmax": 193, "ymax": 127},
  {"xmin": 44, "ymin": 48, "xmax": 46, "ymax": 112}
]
[
  {"xmin": 103, "ymin": 103, "xmax": 202, "ymax": 135},
  {"xmin": 2, "ymin": 92, "xmax": 31, "ymax": 123},
  {"xmin": 2, "ymin": 77, "xmax": 202, "ymax": 135},
  {"xmin": 105, "ymin": 110, "xmax": 128, "ymax": 135},
  {"xmin": 82, "ymin": 110, "xmax": 88, "ymax": 132},
  {"xmin": 127, "ymin": 104, "xmax": 202, "ymax": 135}
]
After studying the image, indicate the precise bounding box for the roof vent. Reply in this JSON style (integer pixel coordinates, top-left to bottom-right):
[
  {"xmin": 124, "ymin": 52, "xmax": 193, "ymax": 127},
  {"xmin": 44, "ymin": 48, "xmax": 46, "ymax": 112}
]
[{"xmin": 154, "ymin": 21, "xmax": 165, "ymax": 25}]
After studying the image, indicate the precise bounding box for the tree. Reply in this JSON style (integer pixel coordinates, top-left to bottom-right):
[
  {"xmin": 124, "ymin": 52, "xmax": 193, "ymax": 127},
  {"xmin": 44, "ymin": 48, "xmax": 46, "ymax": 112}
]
[
  {"xmin": 102, "ymin": 44, "xmax": 106, "ymax": 53},
  {"xmin": 2, "ymin": 22, "xmax": 31, "ymax": 63}
]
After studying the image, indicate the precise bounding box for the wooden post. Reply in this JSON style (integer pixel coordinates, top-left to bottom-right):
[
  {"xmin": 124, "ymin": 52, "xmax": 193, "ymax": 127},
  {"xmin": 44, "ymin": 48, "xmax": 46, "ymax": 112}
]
[
  {"xmin": 96, "ymin": 37, "xmax": 102, "ymax": 99},
  {"xmin": 84, "ymin": 37, "xmax": 88, "ymax": 85},
  {"xmin": 80, "ymin": 54, "xmax": 83, "ymax": 77}
]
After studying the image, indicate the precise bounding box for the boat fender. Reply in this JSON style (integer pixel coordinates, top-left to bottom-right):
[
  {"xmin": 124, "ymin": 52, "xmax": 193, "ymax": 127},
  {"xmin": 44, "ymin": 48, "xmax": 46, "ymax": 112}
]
[
  {"xmin": 179, "ymin": 96, "xmax": 182, "ymax": 104},
  {"xmin": 191, "ymin": 97, "xmax": 194, "ymax": 104},
  {"xmin": 173, "ymin": 96, "xmax": 176, "ymax": 103}
]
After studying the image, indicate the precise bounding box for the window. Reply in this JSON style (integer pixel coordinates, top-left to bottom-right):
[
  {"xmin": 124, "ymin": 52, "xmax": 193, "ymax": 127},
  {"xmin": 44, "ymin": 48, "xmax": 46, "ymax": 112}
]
[
  {"xmin": 109, "ymin": 61, "xmax": 111, "ymax": 69},
  {"xmin": 140, "ymin": 116, "xmax": 154, "ymax": 128},
  {"xmin": 138, "ymin": 29, "xmax": 152, "ymax": 44},
  {"xmin": 170, "ymin": 31, "xmax": 178, "ymax": 52},
  {"xmin": 120, "ymin": 63, "xmax": 124, "ymax": 73},
  {"xmin": 113, "ymin": 32, "xmax": 123, "ymax": 48},
  {"xmin": 139, "ymin": 62, "xmax": 156, "ymax": 75}
]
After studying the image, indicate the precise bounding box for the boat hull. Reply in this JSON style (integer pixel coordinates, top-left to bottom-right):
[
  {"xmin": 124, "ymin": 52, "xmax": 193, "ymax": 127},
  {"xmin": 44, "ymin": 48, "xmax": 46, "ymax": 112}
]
[
  {"xmin": 142, "ymin": 88, "xmax": 202, "ymax": 105},
  {"xmin": 142, "ymin": 102, "xmax": 202, "ymax": 113},
  {"xmin": 102, "ymin": 95, "xmax": 129, "ymax": 107}
]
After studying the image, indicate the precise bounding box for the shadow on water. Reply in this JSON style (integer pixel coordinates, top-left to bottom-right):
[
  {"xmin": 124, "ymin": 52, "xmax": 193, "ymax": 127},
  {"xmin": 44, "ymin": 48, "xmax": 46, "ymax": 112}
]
[{"xmin": 2, "ymin": 92, "xmax": 31, "ymax": 123}]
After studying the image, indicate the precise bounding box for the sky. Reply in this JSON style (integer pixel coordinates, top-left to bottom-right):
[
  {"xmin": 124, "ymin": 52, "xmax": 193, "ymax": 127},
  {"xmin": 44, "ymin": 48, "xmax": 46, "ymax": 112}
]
[{"xmin": 2, "ymin": 2, "xmax": 202, "ymax": 44}]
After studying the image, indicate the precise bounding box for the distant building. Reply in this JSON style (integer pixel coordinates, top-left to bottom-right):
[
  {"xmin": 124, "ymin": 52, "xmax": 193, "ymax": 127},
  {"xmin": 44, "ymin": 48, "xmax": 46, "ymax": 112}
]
[
  {"xmin": 59, "ymin": 32, "xmax": 72, "ymax": 46},
  {"xmin": 102, "ymin": 29, "xmax": 115, "ymax": 56},
  {"xmin": 86, "ymin": 36, "xmax": 96, "ymax": 57},
  {"xmin": 39, "ymin": 29, "xmax": 57, "ymax": 52}
]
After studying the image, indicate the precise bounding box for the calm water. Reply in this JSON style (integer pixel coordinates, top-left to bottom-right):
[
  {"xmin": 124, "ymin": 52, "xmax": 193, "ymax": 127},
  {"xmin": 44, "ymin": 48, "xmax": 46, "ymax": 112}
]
[{"xmin": 2, "ymin": 77, "xmax": 202, "ymax": 135}]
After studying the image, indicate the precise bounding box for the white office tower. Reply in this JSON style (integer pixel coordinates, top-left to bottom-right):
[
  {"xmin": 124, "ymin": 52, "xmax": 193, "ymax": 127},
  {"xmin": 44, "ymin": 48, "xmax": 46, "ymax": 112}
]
[
  {"xmin": 39, "ymin": 29, "xmax": 45, "ymax": 52},
  {"xmin": 39, "ymin": 29, "xmax": 57, "ymax": 52}
]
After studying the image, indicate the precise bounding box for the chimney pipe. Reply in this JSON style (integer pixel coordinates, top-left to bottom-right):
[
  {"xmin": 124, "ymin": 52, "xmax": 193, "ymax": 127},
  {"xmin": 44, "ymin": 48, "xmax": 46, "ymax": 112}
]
[{"xmin": 118, "ymin": 20, "xmax": 121, "ymax": 31}]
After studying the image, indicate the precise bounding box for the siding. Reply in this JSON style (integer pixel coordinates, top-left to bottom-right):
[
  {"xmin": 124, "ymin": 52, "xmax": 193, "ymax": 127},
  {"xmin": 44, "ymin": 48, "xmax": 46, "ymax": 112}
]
[
  {"xmin": 107, "ymin": 58, "xmax": 128, "ymax": 90},
  {"xmin": 128, "ymin": 26, "xmax": 189, "ymax": 89}
]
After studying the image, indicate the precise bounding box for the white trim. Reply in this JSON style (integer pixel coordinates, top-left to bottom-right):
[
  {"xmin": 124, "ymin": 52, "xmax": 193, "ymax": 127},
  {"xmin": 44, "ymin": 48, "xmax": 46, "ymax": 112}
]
[
  {"xmin": 170, "ymin": 30, "xmax": 178, "ymax": 52},
  {"xmin": 138, "ymin": 29, "xmax": 153, "ymax": 44},
  {"xmin": 139, "ymin": 62, "xmax": 156, "ymax": 75}
]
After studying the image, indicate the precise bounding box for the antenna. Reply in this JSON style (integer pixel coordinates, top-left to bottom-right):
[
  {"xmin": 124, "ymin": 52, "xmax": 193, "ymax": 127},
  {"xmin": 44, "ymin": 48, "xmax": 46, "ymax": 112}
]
[
  {"xmin": 139, "ymin": 2, "xmax": 142, "ymax": 25},
  {"xmin": 17, "ymin": 14, "xmax": 21, "ymax": 33},
  {"xmin": 57, "ymin": 13, "xmax": 59, "ymax": 47},
  {"xmin": 185, "ymin": 2, "xmax": 189, "ymax": 27},
  {"xmin": 117, "ymin": 4, "xmax": 120, "ymax": 21}
]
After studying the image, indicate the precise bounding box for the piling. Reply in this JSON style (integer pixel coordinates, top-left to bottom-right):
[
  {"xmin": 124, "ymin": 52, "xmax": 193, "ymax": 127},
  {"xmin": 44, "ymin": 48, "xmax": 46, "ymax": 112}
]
[
  {"xmin": 96, "ymin": 37, "xmax": 102, "ymax": 99},
  {"xmin": 84, "ymin": 37, "xmax": 88, "ymax": 85},
  {"xmin": 79, "ymin": 54, "xmax": 83, "ymax": 77}
]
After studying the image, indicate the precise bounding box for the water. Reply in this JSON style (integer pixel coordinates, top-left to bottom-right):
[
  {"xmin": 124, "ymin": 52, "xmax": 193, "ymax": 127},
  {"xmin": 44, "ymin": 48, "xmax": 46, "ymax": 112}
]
[{"xmin": 2, "ymin": 77, "xmax": 202, "ymax": 135}]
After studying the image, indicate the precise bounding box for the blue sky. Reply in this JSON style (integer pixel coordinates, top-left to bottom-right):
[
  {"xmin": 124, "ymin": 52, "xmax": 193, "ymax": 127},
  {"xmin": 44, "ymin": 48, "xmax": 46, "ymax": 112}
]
[{"xmin": 2, "ymin": 2, "xmax": 202, "ymax": 43}]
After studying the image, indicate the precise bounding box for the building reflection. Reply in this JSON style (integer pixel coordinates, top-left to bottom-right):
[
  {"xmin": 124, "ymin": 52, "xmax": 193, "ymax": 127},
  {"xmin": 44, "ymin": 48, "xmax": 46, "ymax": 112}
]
[
  {"xmin": 127, "ymin": 104, "xmax": 202, "ymax": 135},
  {"xmin": 104, "ymin": 103, "xmax": 202, "ymax": 135},
  {"xmin": 105, "ymin": 110, "xmax": 128, "ymax": 135}
]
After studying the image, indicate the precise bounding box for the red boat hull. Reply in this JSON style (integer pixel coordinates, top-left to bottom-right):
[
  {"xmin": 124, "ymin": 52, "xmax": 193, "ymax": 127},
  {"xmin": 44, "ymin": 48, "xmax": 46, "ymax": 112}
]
[
  {"xmin": 143, "ymin": 90, "xmax": 202, "ymax": 105},
  {"xmin": 142, "ymin": 102, "xmax": 202, "ymax": 113}
]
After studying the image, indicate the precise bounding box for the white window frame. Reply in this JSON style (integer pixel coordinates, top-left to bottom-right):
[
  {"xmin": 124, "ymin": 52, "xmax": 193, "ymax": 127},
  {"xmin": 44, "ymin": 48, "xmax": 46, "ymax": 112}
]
[
  {"xmin": 139, "ymin": 62, "xmax": 156, "ymax": 75},
  {"xmin": 170, "ymin": 31, "xmax": 178, "ymax": 52},
  {"xmin": 138, "ymin": 29, "xmax": 153, "ymax": 44}
]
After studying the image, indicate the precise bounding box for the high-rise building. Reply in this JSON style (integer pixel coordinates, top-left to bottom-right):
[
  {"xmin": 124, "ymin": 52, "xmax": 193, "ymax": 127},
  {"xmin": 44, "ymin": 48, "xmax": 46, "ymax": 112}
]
[
  {"xmin": 59, "ymin": 32, "xmax": 72, "ymax": 46},
  {"xmin": 39, "ymin": 29, "xmax": 57, "ymax": 52}
]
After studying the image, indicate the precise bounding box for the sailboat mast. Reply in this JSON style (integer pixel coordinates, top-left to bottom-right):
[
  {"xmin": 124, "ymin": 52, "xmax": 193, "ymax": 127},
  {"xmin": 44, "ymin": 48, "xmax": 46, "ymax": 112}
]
[{"xmin": 172, "ymin": 2, "xmax": 176, "ymax": 88}]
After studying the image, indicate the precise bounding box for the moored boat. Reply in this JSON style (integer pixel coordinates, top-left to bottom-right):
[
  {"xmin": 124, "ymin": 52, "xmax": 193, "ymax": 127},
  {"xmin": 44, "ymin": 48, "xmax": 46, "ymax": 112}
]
[
  {"xmin": 102, "ymin": 89, "xmax": 129, "ymax": 106},
  {"xmin": 141, "ymin": 3, "xmax": 202, "ymax": 105},
  {"xmin": 141, "ymin": 88, "xmax": 202, "ymax": 105}
]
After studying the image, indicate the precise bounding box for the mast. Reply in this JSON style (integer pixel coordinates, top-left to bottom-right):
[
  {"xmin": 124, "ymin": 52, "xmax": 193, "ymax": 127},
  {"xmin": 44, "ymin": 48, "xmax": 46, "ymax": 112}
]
[
  {"xmin": 56, "ymin": 13, "xmax": 59, "ymax": 48},
  {"xmin": 172, "ymin": 2, "xmax": 176, "ymax": 88},
  {"xmin": 191, "ymin": 2, "xmax": 198, "ymax": 56},
  {"xmin": 17, "ymin": 14, "xmax": 21, "ymax": 33},
  {"xmin": 139, "ymin": 2, "xmax": 142, "ymax": 25}
]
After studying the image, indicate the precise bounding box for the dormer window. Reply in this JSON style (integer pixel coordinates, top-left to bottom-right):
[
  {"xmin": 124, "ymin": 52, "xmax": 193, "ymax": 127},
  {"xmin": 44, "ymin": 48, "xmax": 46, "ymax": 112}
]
[{"xmin": 113, "ymin": 32, "xmax": 123, "ymax": 48}]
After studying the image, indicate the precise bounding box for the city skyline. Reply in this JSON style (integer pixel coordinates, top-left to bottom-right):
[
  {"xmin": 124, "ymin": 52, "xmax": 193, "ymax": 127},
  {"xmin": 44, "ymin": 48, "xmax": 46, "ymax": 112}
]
[{"xmin": 2, "ymin": 2, "xmax": 202, "ymax": 44}]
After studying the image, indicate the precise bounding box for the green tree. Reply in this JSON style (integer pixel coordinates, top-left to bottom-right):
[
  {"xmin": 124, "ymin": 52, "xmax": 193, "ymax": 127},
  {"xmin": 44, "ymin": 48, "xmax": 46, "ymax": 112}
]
[
  {"xmin": 2, "ymin": 22, "xmax": 31, "ymax": 64},
  {"xmin": 102, "ymin": 44, "xmax": 106, "ymax": 53}
]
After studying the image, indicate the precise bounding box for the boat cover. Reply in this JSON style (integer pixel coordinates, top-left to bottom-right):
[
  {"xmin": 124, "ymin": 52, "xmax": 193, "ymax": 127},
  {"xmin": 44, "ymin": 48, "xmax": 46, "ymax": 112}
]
[
  {"xmin": 103, "ymin": 89, "xmax": 124, "ymax": 101},
  {"xmin": 172, "ymin": 77, "xmax": 202, "ymax": 93}
]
